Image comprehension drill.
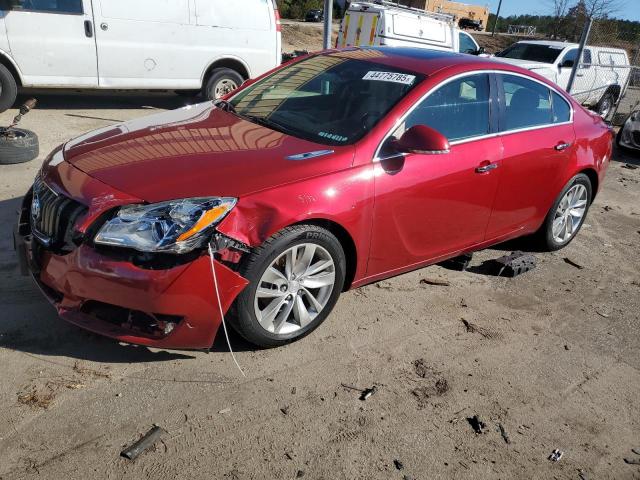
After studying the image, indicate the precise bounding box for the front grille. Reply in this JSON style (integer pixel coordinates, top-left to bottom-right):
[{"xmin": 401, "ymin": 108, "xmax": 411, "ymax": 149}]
[
  {"xmin": 633, "ymin": 131, "xmax": 640, "ymax": 146},
  {"xmin": 30, "ymin": 176, "xmax": 87, "ymax": 252}
]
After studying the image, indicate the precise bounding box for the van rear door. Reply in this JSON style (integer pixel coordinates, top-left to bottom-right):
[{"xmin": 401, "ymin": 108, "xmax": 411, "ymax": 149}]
[
  {"xmin": 338, "ymin": 10, "xmax": 381, "ymax": 48},
  {"xmin": 2, "ymin": 0, "xmax": 97, "ymax": 87},
  {"xmin": 390, "ymin": 11, "xmax": 451, "ymax": 50}
]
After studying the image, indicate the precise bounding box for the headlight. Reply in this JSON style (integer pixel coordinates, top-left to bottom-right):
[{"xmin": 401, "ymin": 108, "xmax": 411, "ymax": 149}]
[{"xmin": 94, "ymin": 197, "xmax": 236, "ymax": 254}]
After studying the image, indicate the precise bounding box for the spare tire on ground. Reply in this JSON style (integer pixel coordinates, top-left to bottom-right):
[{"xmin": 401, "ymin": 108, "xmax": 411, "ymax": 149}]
[{"xmin": 0, "ymin": 128, "xmax": 39, "ymax": 164}]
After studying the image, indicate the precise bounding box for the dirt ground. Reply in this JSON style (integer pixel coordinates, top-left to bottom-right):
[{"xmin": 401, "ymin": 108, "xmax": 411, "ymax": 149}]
[{"xmin": 1, "ymin": 26, "xmax": 640, "ymax": 480}]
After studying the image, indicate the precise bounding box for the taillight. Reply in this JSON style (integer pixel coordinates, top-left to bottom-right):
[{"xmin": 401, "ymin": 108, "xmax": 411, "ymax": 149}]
[{"xmin": 274, "ymin": 5, "xmax": 281, "ymax": 32}]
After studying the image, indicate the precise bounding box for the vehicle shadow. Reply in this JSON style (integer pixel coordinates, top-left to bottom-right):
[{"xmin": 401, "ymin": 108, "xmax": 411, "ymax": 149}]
[
  {"xmin": 0, "ymin": 196, "xmax": 255, "ymax": 363},
  {"xmin": 14, "ymin": 90, "xmax": 198, "ymax": 112},
  {"xmin": 612, "ymin": 142, "xmax": 640, "ymax": 167}
]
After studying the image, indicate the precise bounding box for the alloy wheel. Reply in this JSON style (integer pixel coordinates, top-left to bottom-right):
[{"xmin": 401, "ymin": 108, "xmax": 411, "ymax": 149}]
[
  {"xmin": 254, "ymin": 243, "xmax": 336, "ymax": 335},
  {"xmin": 552, "ymin": 184, "xmax": 588, "ymax": 244}
]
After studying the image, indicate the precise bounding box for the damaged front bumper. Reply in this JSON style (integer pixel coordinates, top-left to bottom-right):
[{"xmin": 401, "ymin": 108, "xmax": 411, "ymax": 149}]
[{"xmin": 14, "ymin": 193, "xmax": 249, "ymax": 351}]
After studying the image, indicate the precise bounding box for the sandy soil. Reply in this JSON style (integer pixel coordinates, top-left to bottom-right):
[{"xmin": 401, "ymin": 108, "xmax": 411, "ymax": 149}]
[{"xmin": 1, "ymin": 28, "xmax": 640, "ymax": 480}]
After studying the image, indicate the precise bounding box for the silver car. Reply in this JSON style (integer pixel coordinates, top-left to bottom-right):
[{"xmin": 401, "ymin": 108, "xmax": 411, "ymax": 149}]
[{"xmin": 617, "ymin": 110, "xmax": 640, "ymax": 152}]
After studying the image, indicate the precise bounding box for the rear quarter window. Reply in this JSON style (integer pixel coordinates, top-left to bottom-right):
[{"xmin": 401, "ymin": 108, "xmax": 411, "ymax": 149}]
[{"xmin": 552, "ymin": 92, "xmax": 571, "ymax": 123}]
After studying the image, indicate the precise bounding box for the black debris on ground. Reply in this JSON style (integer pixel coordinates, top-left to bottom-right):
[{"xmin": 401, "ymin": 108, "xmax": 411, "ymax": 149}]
[
  {"xmin": 548, "ymin": 449, "xmax": 563, "ymax": 462},
  {"xmin": 439, "ymin": 253, "xmax": 474, "ymax": 271},
  {"xmin": 563, "ymin": 257, "xmax": 584, "ymax": 270},
  {"xmin": 121, "ymin": 425, "xmax": 166, "ymax": 461},
  {"xmin": 360, "ymin": 386, "xmax": 377, "ymax": 401},
  {"xmin": 394, "ymin": 459, "xmax": 404, "ymax": 470},
  {"xmin": 494, "ymin": 251, "xmax": 537, "ymax": 277},
  {"xmin": 467, "ymin": 415, "xmax": 486, "ymax": 434},
  {"xmin": 419, "ymin": 278, "xmax": 451, "ymax": 287}
]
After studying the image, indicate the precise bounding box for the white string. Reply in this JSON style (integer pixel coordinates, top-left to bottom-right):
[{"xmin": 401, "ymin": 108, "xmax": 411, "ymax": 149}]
[{"xmin": 208, "ymin": 243, "xmax": 246, "ymax": 377}]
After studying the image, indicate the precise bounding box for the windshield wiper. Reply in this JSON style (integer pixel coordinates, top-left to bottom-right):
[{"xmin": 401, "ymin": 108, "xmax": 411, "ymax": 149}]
[
  {"xmin": 213, "ymin": 99, "xmax": 236, "ymax": 113},
  {"xmin": 241, "ymin": 114, "xmax": 300, "ymax": 138}
]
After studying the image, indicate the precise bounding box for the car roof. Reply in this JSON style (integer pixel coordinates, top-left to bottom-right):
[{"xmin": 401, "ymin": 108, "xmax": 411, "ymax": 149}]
[{"xmin": 326, "ymin": 46, "xmax": 530, "ymax": 76}]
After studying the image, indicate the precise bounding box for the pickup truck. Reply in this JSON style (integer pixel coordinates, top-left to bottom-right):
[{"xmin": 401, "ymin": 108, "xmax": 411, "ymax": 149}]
[{"xmin": 494, "ymin": 40, "xmax": 630, "ymax": 118}]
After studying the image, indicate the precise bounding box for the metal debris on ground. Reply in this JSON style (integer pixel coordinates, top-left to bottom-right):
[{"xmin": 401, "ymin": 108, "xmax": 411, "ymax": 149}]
[
  {"xmin": 467, "ymin": 415, "xmax": 486, "ymax": 434},
  {"xmin": 622, "ymin": 163, "xmax": 638, "ymax": 170},
  {"xmin": 632, "ymin": 448, "xmax": 640, "ymax": 455},
  {"xmin": 624, "ymin": 457, "xmax": 640, "ymax": 465},
  {"xmin": 393, "ymin": 459, "xmax": 404, "ymax": 470},
  {"xmin": 420, "ymin": 278, "xmax": 451, "ymax": 286},
  {"xmin": 563, "ymin": 257, "xmax": 584, "ymax": 270},
  {"xmin": 121, "ymin": 425, "xmax": 166, "ymax": 460},
  {"xmin": 497, "ymin": 423, "xmax": 511, "ymax": 444},
  {"xmin": 340, "ymin": 383, "xmax": 378, "ymax": 401},
  {"xmin": 548, "ymin": 449, "xmax": 563, "ymax": 462},
  {"xmin": 494, "ymin": 251, "xmax": 537, "ymax": 277},
  {"xmin": 360, "ymin": 386, "xmax": 377, "ymax": 401},
  {"xmin": 218, "ymin": 408, "xmax": 231, "ymax": 414},
  {"xmin": 280, "ymin": 406, "xmax": 290, "ymax": 415}
]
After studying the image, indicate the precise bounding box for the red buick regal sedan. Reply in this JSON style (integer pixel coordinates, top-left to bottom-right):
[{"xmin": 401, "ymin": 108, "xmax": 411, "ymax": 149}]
[{"xmin": 15, "ymin": 47, "xmax": 612, "ymax": 349}]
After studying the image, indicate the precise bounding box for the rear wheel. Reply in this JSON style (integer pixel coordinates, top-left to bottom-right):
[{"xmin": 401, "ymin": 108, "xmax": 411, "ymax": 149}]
[
  {"xmin": 536, "ymin": 173, "xmax": 592, "ymax": 251},
  {"xmin": 203, "ymin": 68, "xmax": 244, "ymax": 101},
  {"xmin": 0, "ymin": 63, "xmax": 18, "ymax": 112},
  {"xmin": 232, "ymin": 225, "xmax": 346, "ymax": 348},
  {"xmin": 595, "ymin": 92, "xmax": 615, "ymax": 119}
]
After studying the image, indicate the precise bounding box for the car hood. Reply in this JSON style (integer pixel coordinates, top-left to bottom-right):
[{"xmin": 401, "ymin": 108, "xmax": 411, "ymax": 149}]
[{"xmin": 63, "ymin": 102, "xmax": 355, "ymax": 203}]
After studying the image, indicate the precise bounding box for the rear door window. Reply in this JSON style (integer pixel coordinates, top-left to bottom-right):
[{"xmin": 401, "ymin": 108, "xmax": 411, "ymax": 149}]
[
  {"xmin": 500, "ymin": 74, "xmax": 553, "ymax": 131},
  {"xmin": 4, "ymin": 0, "xmax": 83, "ymax": 14},
  {"xmin": 397, "ymin": 73, "xmax": 491, "ymax": 141}
]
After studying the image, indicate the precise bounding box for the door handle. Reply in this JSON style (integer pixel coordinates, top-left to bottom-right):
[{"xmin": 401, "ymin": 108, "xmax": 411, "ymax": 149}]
[
  {"xmin": 475, "ymin": 162, "xmax": 498, "ymax": 173},
  {"xmin": 84, "ymin": 20, "xmax": 93, "ymax": 38},
  {"xmin": 554, "ymin": 142, "xmax": 572, "ymax": 151}
]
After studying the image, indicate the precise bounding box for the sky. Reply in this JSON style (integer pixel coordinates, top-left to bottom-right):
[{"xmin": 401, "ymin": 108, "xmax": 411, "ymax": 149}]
[{"xmin": 484, "ymin": 0, "xmax": 640, "ymax": 22}]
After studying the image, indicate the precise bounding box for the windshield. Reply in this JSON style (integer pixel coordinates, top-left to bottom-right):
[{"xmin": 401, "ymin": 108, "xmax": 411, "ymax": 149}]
[
  {"xmin": 229, "ymin": 54, "xmax": 424, "ymax": 146},
  {"xmin": 496, "ymin": 43, "xmax": 564, "ymax": 64}
]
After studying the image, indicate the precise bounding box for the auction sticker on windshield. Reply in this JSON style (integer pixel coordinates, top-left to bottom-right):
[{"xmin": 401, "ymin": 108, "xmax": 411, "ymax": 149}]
[{"xmin": 363, "ymin": 71, "xmax": 416, "ymax": 85}]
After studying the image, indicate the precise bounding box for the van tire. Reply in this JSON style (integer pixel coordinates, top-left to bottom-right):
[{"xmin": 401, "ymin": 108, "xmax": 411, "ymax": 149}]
[
  {"xmin": 595, "ymin": 92, "xmax": 615, "ymax": 119},
  {"xmin": 203, "ymin": 68, "xmax": 244, "ymax": 101},
  {"xmin": 0, "ymin": 63, "xmax": 18, "ymax": 113},
  {"xmin": 0, "ymin": 128, "xmax": 39, "ymax": 164}
]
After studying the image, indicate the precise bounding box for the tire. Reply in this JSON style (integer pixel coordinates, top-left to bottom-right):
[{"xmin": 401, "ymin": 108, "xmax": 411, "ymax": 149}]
[
  {"xmin": 536, "ymin": 173, "xmax": 592, "ymax": 251},
  {"xmin": 0, "ymin": 63, "xmax": 18, "ymax": 112},
  {"xmin": 0, "ymin": 128, "xmax": 39, "ymax": 165},
  {"xmin": 232, "ymin": 225, "xmax": 346, "ymax": 348},
  {"xmin": 203, "ymin": 68, "xmax": 244, "ymax": 101},
  {"xmin": 595, "ymin": 92, "xmax": 615, "ymax": 119}
]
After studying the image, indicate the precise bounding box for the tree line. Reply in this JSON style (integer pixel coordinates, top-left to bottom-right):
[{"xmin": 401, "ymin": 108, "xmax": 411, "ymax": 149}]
[{"xmin": 488, "ymin": 0, "xmax": 639, "ymax": 44}]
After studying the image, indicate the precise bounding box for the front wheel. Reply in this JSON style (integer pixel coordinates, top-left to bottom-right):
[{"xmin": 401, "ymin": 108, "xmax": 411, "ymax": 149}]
[
  {"xmin": 536, "ymin": 173, "xmax": 592, "ymax": 251},
  {"xmin": 0, "ymin": 63, "xmax": 18, "ymax": 112},
  {"xmin": 232, "ymin": 225, "xmax": 346, "ymax": 348}
]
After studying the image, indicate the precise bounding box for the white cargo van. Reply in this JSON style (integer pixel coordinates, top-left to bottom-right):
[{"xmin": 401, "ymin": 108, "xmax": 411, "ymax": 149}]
[
  {"xmin": 336, "ymin": 1, "xmax": 482, "ymax": 55},
  {"xmin": 0, "ymin": 0, "xmax": 282, "ymax": 111},
  {"xmin": 494, "ymin": 40, "xmax": 630, "ymax": 118}
]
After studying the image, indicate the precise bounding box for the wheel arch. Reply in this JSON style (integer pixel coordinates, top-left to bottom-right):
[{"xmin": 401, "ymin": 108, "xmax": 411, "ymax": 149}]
[
  {"xmin": 290, "ymin": 218, "xmax": 358, "ymax": 291},
  {"xmin": 579, "ymin": 167, "xmax": 599, "ymax": 202},
  {"xmin": 201, "ymin": 56, "xmax": 250, "ymax": 87},
  {"xmin": 0, "ymin": 50, "xmax": 22, "ymax": 87}
]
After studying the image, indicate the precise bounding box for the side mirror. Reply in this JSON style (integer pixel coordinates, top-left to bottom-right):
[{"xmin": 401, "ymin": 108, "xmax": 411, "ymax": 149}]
[
  {"xmin": 396, "ymin": 125, "xmax": 450, "ymax": 155},
  {"xmin": 561, "ymin": 59, "xmax": 574, "ymax": 69}
]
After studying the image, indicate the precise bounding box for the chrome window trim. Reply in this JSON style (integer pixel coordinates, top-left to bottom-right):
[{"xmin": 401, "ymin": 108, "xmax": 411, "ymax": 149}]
[{"xmin": 373, "ymin": 69, "xmax": 574, "ymax": 162}]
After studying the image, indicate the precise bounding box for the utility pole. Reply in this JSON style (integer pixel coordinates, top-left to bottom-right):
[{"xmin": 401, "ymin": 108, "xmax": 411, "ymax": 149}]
[
  {"xmin": 323, "ymin": 0, "xmax": 334, "ymax": 49},
  {"xmin": 567, "ymin": 17, "xmax": 593, "ymax": 94},
  {"xmin": 492, "ymin": 0, "xmax": 503, "ymax": 36}
]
